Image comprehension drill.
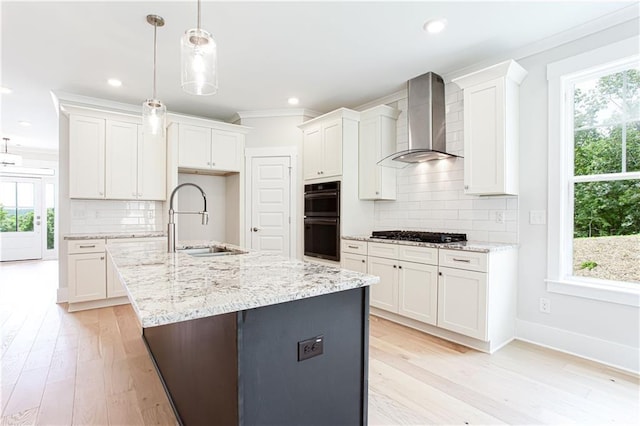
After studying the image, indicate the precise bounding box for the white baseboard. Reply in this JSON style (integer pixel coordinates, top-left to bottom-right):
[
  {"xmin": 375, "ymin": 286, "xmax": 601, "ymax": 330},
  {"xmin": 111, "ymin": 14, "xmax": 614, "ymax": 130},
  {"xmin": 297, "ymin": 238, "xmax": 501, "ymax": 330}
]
[
  {"xmin": 516, "ymin": 319, "xmax": 639, "ymax": 375},
  {"xmin": 56, "ymin": 286, "xmax": 68, "ymax": 303},
  {"xmin": 67, "ymin": 297, "xmax": 129, "ymax": 312}
]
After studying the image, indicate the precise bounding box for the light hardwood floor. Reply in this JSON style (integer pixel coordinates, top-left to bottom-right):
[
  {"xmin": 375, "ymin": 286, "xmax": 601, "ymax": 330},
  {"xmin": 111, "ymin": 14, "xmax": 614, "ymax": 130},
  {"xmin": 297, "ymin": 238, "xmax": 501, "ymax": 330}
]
[{"xmin": 1, "ymin": 260, "xmax": 638, "ymax": 425}]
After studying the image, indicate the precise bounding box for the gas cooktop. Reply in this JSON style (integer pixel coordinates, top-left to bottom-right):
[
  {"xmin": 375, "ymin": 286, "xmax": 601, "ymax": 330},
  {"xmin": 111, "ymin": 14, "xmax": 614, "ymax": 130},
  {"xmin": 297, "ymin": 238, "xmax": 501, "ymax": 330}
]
[{"xmin": 370, "ymin": 230, "xmax": 467, "ymax": 244}]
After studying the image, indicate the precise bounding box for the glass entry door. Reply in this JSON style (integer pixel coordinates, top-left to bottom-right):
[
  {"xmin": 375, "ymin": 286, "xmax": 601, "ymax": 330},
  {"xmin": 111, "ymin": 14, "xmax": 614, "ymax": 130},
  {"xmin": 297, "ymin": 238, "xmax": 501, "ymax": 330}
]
[{"xmin": 0, "ymin": 176, "xmax": 43, "ymax": 261}]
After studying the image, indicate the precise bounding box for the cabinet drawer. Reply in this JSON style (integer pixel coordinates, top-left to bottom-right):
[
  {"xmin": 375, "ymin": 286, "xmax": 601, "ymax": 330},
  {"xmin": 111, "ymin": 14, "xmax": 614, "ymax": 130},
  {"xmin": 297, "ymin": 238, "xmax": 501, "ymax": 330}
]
[
  {"xmin": 68, "ymin": 239, "xmax": 106, "ymax": 254},
  {"xmin": 398, "ymin": 245, "xmax": 438, "ymax": 265},
  {"xmin": 341, "ymin": 240, "xmax": 367, "ymax": 255},
  {"xmin": 368, "ymin": 242, "xmax": 399, "ymax": 259},
  {"xmin": 439, "ymin": 249, "xmax": 487, "ymax": 273}
]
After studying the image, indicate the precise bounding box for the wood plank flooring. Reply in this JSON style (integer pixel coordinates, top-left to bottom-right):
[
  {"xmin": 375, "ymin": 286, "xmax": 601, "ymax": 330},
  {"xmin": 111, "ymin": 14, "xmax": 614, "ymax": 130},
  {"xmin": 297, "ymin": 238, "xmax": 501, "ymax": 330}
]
[{"xmin": 1, "ymin": 260, "xmax": 638, "ymax": 425}]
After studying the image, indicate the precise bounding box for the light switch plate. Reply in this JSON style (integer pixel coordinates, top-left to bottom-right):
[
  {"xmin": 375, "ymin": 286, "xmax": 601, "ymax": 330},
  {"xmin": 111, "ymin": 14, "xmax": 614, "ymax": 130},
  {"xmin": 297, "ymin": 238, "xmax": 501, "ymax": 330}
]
[{"xmin": 530, "ymin": 210, "xmax": 546, "ymax": 225}]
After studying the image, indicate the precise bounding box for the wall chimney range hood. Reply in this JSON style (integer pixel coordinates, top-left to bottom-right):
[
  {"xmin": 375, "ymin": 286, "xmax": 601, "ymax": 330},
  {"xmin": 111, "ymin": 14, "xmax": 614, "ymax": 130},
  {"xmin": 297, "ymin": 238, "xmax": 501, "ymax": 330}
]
[{"xmin": 378, "ymin": 72, "xmax": 459, "ymax": 168}]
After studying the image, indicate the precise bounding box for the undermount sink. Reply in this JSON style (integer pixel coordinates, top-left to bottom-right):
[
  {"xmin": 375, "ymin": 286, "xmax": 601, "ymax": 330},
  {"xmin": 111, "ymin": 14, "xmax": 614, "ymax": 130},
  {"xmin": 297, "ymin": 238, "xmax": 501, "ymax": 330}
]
[{"xmin": 178, "ymin": 246, "xmax": 246, "ymax": 257}]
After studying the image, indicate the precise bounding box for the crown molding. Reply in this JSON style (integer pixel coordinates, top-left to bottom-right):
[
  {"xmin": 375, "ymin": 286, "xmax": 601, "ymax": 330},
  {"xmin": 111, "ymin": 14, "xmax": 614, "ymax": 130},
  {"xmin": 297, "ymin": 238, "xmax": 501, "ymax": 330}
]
[{"xmin": 231, "ymin": 108, "xmax": 322, "ymax": 123}]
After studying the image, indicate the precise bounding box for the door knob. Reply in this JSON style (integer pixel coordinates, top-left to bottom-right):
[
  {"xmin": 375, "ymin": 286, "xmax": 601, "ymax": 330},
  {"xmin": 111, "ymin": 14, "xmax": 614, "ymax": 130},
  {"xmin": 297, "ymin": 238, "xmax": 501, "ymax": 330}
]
[{"xmin": 253, "ymin": 227, "xmax": 260, "ymax": 232}]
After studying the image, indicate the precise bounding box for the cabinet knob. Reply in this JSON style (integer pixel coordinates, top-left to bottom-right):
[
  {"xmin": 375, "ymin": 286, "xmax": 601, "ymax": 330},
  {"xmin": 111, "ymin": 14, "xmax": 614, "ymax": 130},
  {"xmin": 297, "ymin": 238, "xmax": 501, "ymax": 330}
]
[
  {"xmin": 211, "ymin": 162, "xmax": 216, "ymax": 167},
  {"xmin": 100, "ymin": 256, "xmax": 105, "ymax": 260},
  {"xmin": 439, "ymin": 272, "xmax": 442, "ymax": 276},
  {"xmin": 375, "ymin": 191, "xmax": 379, "ymax": 195},
  {"xmin": 398, "ymin": 265, "xmax": 402, "ymax": 269},
  {"xmin": 320, "ymin": 171, "xmax": 324, "ymax": 174},
  {"xmin": 464, "ymin": 185, "xmax": 469, "ymax": 190},
  {"xmin": 393, "ymin": 265, "xmax": 397, "ymax": 268},
  {"xmin": 317, "ymin": 171, "xmax": 320, "ymax": 175},
  {"xmin": 361, "ymin": 259, "xmax": 365, "ymax": 263}
]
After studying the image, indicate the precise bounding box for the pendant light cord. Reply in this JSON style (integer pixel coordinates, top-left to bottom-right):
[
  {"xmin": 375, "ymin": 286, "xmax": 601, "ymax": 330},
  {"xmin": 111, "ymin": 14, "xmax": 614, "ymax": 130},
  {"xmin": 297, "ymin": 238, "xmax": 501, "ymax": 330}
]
[
  {"xmin": 197, "ymin": 0, "xmax": 201, "ymax": 31},
  {"xmin": 153, "ymin": 21, "xmax": 158, "ymax": 100}
]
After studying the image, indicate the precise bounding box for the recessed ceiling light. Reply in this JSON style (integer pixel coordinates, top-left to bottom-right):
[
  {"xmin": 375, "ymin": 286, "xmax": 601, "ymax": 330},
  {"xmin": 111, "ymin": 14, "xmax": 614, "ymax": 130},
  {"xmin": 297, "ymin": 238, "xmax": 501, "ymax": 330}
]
[
  {"xmin": 288, "ymin": 97, "xmax": 299, "ymax": 105},
  {"xmin": 0, "ymin": 86, "xmax": 12, "ymax": 94},
  {"xmin": 423, "ymin": 18, "xmax": 447, "ymax": 34},
  {"xmin": 18, "ymin": 121, "xmax": 31, "ymax": 127},
  {"xmin": 108, "ymin": 78, "xmax": 122, "ymax": 87}
]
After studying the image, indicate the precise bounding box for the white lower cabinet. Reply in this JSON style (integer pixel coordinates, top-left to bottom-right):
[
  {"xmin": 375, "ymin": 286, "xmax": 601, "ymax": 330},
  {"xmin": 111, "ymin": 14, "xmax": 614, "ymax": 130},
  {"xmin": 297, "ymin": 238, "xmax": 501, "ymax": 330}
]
[
  {"xmin": 68, "ymin": 239, "xmax": 107, "ymax": 303},
  {"xmin": 341, "ymin": 252, "xmax": 368, "ymax": 273},
  {"xmin": 367, "ymin": 256, "xmax": 399, "ymax": 312},
  {"xmin": 106, "ymin": 253, "xmax": 128, "ymax": 298},
  {"xmin": 398, "ymin": 261, "xmax": 438, "ymax": 325},
  {"xmin": 366, "ymin": 242, "xmax": 439, "ymax": 325},
  {"xmin": 437, "ymin": 266, "xmax": 488, "ymax": 340},
  {"xmin": 344, "ymin": 238, "xmax": 517, "ymax": 353}
]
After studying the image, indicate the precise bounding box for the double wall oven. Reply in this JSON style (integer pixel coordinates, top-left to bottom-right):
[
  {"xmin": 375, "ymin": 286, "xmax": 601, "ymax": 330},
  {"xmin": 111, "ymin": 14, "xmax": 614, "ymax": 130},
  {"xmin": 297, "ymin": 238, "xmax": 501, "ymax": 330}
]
[{"xmin": 304, "ymin": 181, "xmax": 340, "ymax": 261}]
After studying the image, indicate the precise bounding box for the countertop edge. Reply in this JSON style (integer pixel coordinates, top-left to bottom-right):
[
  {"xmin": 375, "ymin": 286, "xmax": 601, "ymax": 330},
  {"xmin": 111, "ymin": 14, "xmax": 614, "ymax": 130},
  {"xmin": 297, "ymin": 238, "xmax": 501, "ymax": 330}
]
[
  {"xmin": 64, "ymin": 232, "xmax": 167, "ymax": 240},
  {"xmin": 341, "ymin": 235, "xmax": 518, "ymax": 253}
]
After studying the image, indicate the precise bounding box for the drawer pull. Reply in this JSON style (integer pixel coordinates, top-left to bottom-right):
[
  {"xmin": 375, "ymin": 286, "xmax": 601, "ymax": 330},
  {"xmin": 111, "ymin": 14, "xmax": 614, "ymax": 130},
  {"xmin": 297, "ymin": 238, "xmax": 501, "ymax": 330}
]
[
  {"xmin": 347, "ymin": 245, "xmax": 359, "ymax": 249},
  {"xmin": 452, "ymin": 258, "xmax": 471, "ymax": 263},
  {"xmin": 79, "ymin": 245, "xmax": 96, "ymax": 248}
]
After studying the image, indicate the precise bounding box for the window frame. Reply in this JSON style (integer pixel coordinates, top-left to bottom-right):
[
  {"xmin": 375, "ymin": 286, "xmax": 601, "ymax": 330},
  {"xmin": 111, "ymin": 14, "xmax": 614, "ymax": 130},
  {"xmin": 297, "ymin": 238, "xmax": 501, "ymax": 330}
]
[{"xmin": 546, "ymin": 37, "xmax": 640, "ymax": 307}]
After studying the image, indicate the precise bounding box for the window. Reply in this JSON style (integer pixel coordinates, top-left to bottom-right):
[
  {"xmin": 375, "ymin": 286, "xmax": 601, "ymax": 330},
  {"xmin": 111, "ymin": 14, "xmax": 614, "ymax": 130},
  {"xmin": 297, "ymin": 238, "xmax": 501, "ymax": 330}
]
[
  {"xmin": 569, "ymin": 65, "xmax": 639, "ymax": 284},
  {"xmin": 547, "ymin": 37, "xmax": 640, "ymax": 306}
]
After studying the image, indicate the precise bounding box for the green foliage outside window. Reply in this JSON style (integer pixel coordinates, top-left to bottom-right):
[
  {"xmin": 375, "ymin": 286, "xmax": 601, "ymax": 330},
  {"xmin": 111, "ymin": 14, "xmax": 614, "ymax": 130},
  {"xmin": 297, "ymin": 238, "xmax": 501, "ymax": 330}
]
[{"xmin": 573, "ymin": 69, "xmax": 640, "ymax": 238}]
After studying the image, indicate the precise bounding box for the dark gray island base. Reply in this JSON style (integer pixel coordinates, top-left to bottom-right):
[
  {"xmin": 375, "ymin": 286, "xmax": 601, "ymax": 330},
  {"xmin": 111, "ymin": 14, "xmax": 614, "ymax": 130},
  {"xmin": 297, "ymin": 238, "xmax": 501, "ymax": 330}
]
[{"xmin": 143, "ymin": 287, "xmax": 370, "ymax": 426}]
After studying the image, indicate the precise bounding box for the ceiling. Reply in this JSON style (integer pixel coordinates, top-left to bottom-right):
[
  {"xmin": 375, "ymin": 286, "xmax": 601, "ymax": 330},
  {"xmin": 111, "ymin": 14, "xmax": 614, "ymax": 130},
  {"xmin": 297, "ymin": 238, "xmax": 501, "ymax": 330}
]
[{"xmin": 1, "ymin": 1, "xmax": 638, "ymax": 151}]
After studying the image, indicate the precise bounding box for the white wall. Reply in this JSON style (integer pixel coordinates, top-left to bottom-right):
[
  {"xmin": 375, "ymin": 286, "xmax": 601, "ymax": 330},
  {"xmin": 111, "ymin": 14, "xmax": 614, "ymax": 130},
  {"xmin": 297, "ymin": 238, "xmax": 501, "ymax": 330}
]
[
  {"xmin": 516, "ymin": 19, "xmax": 639, "ymax": 372},
  {"xmin": 372, "ymin": 88, "xmax": 518, "ymax": 243},
  {"xmin": 177, "ymin": 173, "xmax": 226, "ymax": 242},
  {"xmin": 236, "ymin": 113, "xmax": 312, "ymax": 259}
]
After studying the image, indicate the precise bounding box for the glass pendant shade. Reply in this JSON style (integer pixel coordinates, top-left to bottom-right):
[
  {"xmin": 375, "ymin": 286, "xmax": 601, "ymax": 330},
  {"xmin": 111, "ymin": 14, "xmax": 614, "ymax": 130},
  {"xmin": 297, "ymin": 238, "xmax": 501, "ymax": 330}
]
[
  {"xmin": 142, "ymin": 98, "xmax": 166, "ymax": 138},
  {"xmin": 181, "ymin": 28, "xmax": 217, "ymax": 95}
]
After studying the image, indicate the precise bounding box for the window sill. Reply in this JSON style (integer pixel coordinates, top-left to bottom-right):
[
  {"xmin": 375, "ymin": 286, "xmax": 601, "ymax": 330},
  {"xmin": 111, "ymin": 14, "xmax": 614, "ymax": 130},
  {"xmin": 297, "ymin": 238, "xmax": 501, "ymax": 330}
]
[{"xmin": 546, "ymin": 278, "xmax": 640, "ymax": 307}]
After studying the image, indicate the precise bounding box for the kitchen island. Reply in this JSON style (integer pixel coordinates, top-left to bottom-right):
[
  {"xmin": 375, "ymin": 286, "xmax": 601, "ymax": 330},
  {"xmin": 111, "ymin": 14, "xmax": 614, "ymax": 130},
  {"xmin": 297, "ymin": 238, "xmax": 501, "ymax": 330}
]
[{"xmin": 107, "ymin": 240, "xmax": 378, "ymax": 426}]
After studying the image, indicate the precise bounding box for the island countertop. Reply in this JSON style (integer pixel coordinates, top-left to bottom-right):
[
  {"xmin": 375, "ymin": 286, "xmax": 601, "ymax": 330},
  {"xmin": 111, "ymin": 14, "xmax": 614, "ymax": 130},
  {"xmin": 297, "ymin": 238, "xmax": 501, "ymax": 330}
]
[{"xmin": 107, "ymin": 240, "xmax": 379, "ymax": 328}]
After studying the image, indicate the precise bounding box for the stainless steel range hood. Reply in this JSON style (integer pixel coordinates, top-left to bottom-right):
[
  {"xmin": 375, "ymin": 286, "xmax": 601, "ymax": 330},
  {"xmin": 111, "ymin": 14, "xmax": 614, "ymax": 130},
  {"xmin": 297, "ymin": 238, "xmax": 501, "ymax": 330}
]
[{"xmin": 378, "ymin": 72, "xmax": 459, "ymax": 168}]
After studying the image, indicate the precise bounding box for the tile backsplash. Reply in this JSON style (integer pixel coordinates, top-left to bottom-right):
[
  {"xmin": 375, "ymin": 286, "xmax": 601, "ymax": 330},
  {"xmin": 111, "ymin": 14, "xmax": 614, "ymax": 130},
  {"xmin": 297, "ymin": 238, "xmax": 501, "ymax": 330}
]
[
  {"xmin": 373, "ymin": 83, "xmax": 518, "ymax": 243},
  {"xmin": 69, "ymin": 200, "xmax": 163, "ymax": 234}
]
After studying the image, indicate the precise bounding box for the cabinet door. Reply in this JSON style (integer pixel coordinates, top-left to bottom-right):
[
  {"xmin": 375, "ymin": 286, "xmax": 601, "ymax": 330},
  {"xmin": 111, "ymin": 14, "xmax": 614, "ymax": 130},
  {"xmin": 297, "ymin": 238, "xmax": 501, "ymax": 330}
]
[
  {"xmin": 211, "ymin": 129, "xmax": 242, "ymax": 172},
  {"xmin": 437, "ymin": 266, "xmax": 488, "ymax": 341},
  {"xmin": 321, "ymin": 119, "xmax": 342, "ymax": 178},
  {"xmin": 303, "ymin": 126, "xmax": 322, "ymax": 180},
  {"xmin": 178, "ymin": 124, "xmax": 211, "ymax": 169},
  {"xmin": 137, "ymin": 126, "xmax": 167, "ymax": 200},
  {"xmin": 367, "ymin": 256, "xmax": 398, "ymax": 313},
  {"xmin": 69, "ymin": 115, "xmax": 105, "ymax": 199},
  {"xmin": 463, "ymin": 78, "xmax": 506, "ymax": 195},
  {"xmin": 105, "ymin": 120, "xmax": 138, "ymax": 200},
  {"xmin": 398, "ymin": 261, "xmax": 438, "ymax": 325},
  {"xmin": 68, "ymin": 253, "xmax": 106, "ymax": 303},
  {"xmin": 341, "ymin": 253, "xmax": 367, "ymax": 273},
  {"xmin": 106, "ymin": 253, "xmax": 128, "ymax": 298},
  {"xmin": 359, "ymin": 117, "xmax": 379, "ymax": 199}
]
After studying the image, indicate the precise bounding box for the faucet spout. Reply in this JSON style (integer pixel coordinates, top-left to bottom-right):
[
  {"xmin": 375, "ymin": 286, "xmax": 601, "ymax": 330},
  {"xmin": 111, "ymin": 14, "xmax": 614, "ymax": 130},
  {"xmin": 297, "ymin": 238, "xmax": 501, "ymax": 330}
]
[{"xmin": 167, "ymin": 183, "xmax": 209, "ymax": 253}]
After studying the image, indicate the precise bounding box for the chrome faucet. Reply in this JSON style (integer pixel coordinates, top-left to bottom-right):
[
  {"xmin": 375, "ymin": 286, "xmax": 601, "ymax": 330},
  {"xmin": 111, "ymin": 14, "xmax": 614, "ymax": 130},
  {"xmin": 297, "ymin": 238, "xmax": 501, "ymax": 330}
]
[{"xmin": 167, "ymin": 183, "xmax": 209, "ymax": 253}]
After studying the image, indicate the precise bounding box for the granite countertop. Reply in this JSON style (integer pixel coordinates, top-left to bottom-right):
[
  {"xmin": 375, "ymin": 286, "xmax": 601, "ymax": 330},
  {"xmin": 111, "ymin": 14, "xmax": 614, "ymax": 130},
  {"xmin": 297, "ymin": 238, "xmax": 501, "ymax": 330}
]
[
  {"xmin": 107, "ymin": 240, "xmax": 379, "ymax": 328},
  {"xmin": 342, "ymin": 235, "xmax": 517, "ymax": 253},
  {"xmin": 64, "ymin": 231, "xmax": 166, "ymax": 240}
]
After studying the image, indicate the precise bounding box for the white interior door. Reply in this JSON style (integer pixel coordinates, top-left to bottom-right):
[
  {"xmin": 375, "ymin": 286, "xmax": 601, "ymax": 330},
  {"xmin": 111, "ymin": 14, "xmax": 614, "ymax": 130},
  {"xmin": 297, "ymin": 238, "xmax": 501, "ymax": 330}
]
[
  {"xmin": 250, "ymin": 156, "xmax": 291, "ymax": 256},
  {"xmin": 0, "ymin": 176, "xmax": 43, "ymax": 261}
]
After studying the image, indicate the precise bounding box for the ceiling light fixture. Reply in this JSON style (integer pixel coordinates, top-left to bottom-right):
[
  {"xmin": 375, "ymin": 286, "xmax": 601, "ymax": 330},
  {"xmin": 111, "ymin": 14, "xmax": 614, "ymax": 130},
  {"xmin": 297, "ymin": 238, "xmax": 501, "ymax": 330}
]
[
  {"xmin": 18, "ymin": 121, "xmax": 31, "ymax": 127},
  {"xmin": 1, "ymin": 138, "xmax": 23, "ymax": 167},
  {"xmin": 288, "ymin": 97, "xmax": 299, "ymax": 105},
  {"xmin": 0, "ymin": 87, "xmax": 12, "ymax": 95},
  {"xmin": 142, "ymin": 14, "xmax": 166, "ymax": 138},
  {"xmin": 108, "ymin": 78, "xmax": 122, "ymax": 87},
  {"xmin": 181, "ymin": 0, "xmax": 217, "ymax": 95},
  {"xmin": 423, "ymin": 18, "xmax": 447, "ymax": 34}
]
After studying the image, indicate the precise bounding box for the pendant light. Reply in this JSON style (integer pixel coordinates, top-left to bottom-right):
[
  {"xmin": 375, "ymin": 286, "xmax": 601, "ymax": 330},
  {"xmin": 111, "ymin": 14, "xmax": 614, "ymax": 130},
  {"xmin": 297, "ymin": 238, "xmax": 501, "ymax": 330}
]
[
  {"xmin": 181, "ymin": 0, "xmax": 217, "ymax": 95},
  {"xmin": 1, "ymin": 138, "xmax": 23, "ymax": 166},
  {"xmin": 142, "ymin": 14, "xmax": 166, "ymax": 138}
]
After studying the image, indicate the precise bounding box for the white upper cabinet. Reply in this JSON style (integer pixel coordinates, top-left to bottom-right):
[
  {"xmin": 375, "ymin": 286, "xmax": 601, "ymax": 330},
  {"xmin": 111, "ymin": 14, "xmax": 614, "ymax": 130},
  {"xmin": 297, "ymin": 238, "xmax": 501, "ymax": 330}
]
[
  {"xmin": 177, "ymin": 123, "xmax": 244, "ymax": 172},
  {"xmin": 299, "ymin": 108, "xmax": 359, "ymax": 181},
  {"xmin": 69, "ymin": 115, "xmax": 106, "ymax": 199},
  {"xmin": 105, "ymin": 121, "xmax": 138, "ymax": 199},
  {"xmin": 359, "ymin": 105, "xmax": 400, "ymax": 200},
  {"xmin": 69, "ymin": 110, "xmax": 166, "ymax": 201},
  {"xmin": 453, "ymin": 60, "xmax": 527, "ymax": 196}
]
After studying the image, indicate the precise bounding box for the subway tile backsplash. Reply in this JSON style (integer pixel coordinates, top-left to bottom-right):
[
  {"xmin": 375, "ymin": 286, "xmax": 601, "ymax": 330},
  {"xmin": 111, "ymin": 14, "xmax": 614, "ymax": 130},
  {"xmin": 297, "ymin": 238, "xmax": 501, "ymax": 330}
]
[
  {"xmin": 69, "ymin": 200, "xmax": 163, "ymax": 234},
  {"xmin": 374, "ymin": 83, "xmax": 518, "ymax": 243}
]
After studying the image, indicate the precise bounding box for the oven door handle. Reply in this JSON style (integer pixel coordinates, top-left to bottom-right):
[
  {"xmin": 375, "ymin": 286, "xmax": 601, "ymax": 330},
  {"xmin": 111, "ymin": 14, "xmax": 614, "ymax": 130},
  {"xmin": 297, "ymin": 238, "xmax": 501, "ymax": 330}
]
[
  {"xmin": 304, "ymin": 217, "xmax": 339, "ymax": 225},
  {"xmin": 304, "ymin": 191, "xmax": 339, "ymax": 199}
]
